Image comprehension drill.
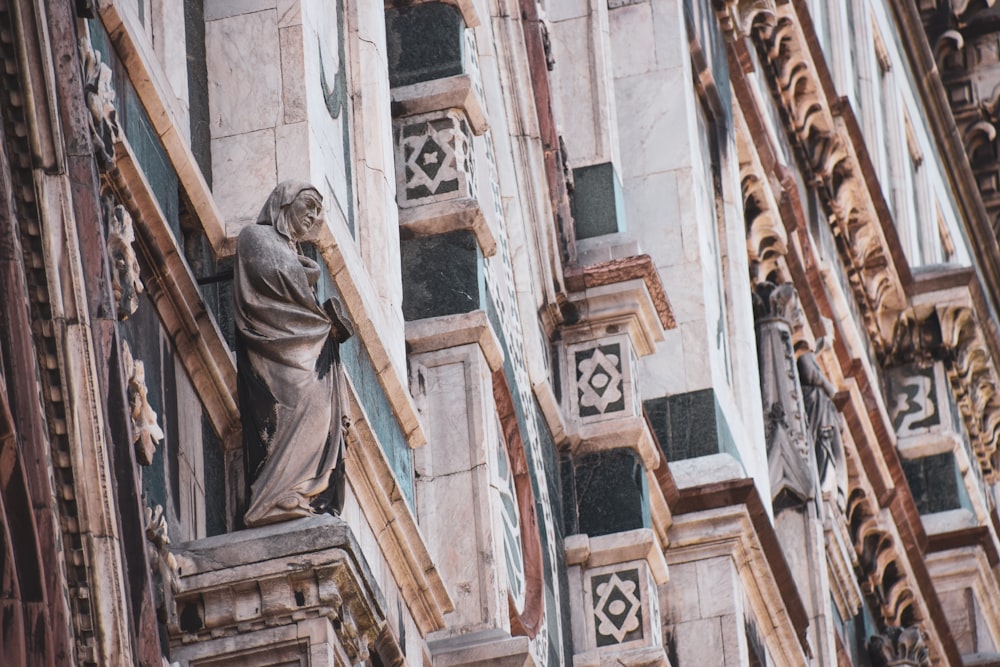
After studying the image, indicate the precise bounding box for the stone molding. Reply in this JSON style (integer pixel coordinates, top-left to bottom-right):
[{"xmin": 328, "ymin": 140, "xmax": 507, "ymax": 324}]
[
  {"xmin": 341, "ymin": 374, "xmax": 454, "ymax": 635},
  {"xmin": 732, "ymin": 3, "xmax": 908, "ymax": 355},
  {"xmin": 563, "ymin": 255, "xmax": 676, "ymax": 332},
  {"xmin": 95, "ymin": 2, "xmax": 227, "ymax": 248},
  {"xmin": 392, "ymin": 73, "xmax": 488, "ymax": 135},
  {"xmin": 405, "ymin": 310, "xmax": 505, "ymax": 371},
  {"xmin": 167, "ymin": 516, "xmax": 391, "ymax": 665},
  {"xmin": 926, "ymin": 542, "xmax": 1000, "ymax": 654},
  {"xmin": 108, "ymin": 136, "xmax": 241, "ymax": 446}
]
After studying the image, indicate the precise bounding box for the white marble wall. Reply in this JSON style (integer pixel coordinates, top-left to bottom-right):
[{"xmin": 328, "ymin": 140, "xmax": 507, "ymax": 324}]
[
  {"xmin": 662, "ymin": 556, "xmax": 750, "ymax": 666},
  {"xmin": 598, "ymin": 0, "xmax": 768, "ymax": 493},
  {"xmin": 547, "ymin": 0, "xmax": 621, "ymax": 169}
]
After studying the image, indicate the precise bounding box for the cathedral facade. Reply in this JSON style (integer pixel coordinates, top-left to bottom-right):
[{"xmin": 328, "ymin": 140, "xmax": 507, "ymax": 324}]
[{"xmin": 2, "ymin": 0, "xmax": 1000, "ymax": 665}]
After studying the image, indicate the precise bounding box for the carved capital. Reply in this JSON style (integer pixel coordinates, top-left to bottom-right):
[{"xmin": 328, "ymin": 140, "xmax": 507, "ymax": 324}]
[{"xmin": 867, "ymin": 625, "xmax": 930, "ymax": 667}]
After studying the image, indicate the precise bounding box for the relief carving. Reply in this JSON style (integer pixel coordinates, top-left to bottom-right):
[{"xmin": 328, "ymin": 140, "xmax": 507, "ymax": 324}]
[
  {"xmin": 867, "ymin": 625, "xmax": 930, "ymax": 667},
  {"xmin": 234, "ymin": 181, "xmax": 354, "ymax": 527},
  {"xmin": 745, "ymin": 6, "xmax": 907, "ymax": 353},
  {"xmin": 79, "ymin": 37, "xmax": 121, "ymax": 170},
  {"xmin": 105, "ymin": 195, "xmax": 144, "ymax": 320},
  {"xmin": 122, "ymin": 340, "xmax": 164, "ymax": 466}
]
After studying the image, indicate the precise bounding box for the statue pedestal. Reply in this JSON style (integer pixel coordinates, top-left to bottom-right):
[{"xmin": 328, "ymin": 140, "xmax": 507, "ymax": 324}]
[{"xmin": 165, "ymin": 515, "xmax": 394, "ymax": 666}]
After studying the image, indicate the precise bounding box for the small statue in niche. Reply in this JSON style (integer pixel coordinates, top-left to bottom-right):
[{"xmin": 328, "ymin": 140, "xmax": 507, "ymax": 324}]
[
  {"xmin": 234, "ymin": 181, "xmax": 354, "ymax": 528},
  {"xmin": 797, "ymin": 344, "xmax": 847, "ymax": 512}
]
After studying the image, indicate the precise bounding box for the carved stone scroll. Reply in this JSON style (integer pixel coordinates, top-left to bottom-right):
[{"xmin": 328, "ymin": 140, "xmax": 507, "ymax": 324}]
[{"xmin": 753, "ymin": 282, "xmax": 815, "ymax": 507}]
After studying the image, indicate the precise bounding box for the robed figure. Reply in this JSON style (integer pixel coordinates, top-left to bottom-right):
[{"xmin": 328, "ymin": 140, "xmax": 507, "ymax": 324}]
[{"xmin": 234, "ymin": 181, "xmax": 354, "ymax": 527}]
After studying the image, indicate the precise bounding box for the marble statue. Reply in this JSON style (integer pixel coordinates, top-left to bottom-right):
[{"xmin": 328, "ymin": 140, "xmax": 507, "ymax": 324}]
[
  {"xmin": 797, "ymin": 348, "xmax": 848, "ymax": 511},
  {"xmin": 234, "ymin": 181, "xmax": 354, "ymax": 528}
]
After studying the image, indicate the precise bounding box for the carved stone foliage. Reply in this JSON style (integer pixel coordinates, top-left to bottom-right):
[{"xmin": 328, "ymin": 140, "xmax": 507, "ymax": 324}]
[
  {"xmin": 743, "ymin": 7, "xmax": 906, "ymax": 353},
  {"xmin": 883, "ymin": 304, "xmax": 1000, "ymax": 482},
  {"xmin": 712, "ymin": 0, "xmax": 778, "ymax": 40},
  {"xmin": 122, "ymin": 340, "xmax": 164, "ymax": 466},
  {"xmin": 104, "ymin": 195, "xmax": 144, "ymax": 320},
  {"xmin": 79, "ymin": 36, "xmax": 121, "ymax": 170},
  {"xmin": 753, "ymin": 282, "xmax": 815, "ymax": 507},
  {"xmin": 846, "ymin": 484, "xmax": 919, "ymax": 629},
  {"xmin": 867, "ymin": 625, "xmax": 931, "ymax": 667},
  {"xmin": 395, "ymin": 109, "xmax": 476, "ymax": 209},
  {"xmin": 922, "ymin": 4, "xmax": 1000, "ymax": 237}
]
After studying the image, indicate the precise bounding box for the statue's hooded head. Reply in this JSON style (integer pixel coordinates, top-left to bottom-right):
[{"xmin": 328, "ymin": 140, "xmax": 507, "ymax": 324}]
[{"xmin": 257, "ymin": 180, "xmax": 325, "ymax": 244}]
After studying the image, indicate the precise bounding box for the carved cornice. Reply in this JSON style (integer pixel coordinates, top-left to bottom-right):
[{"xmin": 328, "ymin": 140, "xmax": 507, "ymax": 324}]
[
  {"xmin": 712, "ymin": 0, "xmax": 778, "ymax": 41},
  {"xmin": 168, "ymin": 516, "xmax": 388, "ymax": 664},
  {"xmin": 845, "ymin": 484, "xmax": 922, "ymax": 632},
  {"xmin": 884, "ymin": 282, "xmax": 1000, "ymax": 482},
  {"xmin": 563, "ymin": 254, "xmax": 676, "ymax": 331},
  {"xmin": 740, "ymin": 5, "xmax": 908, "ymax": 355}
]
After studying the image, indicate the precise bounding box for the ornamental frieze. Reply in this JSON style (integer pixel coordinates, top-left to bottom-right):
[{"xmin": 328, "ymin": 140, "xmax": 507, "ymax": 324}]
[{"xmin": 723, "ymin": 1, "xmax": 908, "ymax": 355}]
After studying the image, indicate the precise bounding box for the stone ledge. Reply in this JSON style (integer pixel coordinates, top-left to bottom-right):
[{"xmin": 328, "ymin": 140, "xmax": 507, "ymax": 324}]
[
  {"xmin": 564, "ymin": 529, "xmax": 669, "ymax": 585},
  {"xmin": 572, "ymin": 646, "xmax": 670, "ymax": 667},
  {"xmin": 168, "ymin": 515, "xmax": 385, "ymax": 664},
  {"xmin": 392, "ymin": 74, "xmax": 488, "ymax": 135},
  {"xmin": 429, "ymin": 630, "xmax": 535, "ymax": 667},
  {"xmin": 405, "ymin": 310, "xmax": 504, "ymax": 371},
  {"xmin": 383, "ymin": 0, "xmax": 482, "ymax": 28},
  {"xmin": 399, "ymin": 197, "xmax": 498, "ymax": 258}
]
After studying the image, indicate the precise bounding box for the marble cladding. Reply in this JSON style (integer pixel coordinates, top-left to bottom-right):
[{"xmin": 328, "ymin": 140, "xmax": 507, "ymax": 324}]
[
  {"xmin": 565, "ymin": 530, "xmax": 668, "ymax": 664},
  {"xmin": 409, "ymin": 342, "xmax": 513, "ymax": 636},
  {"xmin": 572, "ymin": 162, "xmax": 627, "ymax": 240},
  {"xmin": 394, "ymin": 109, "xmax": 477, "ymax": 210},
  {"xmin": 401, "ymin": 230, "xmax": 484, "ymax": 321},
  {"xmin": 562, "ymin": 449, "xmax": 649, "ymax": 537},
  {"xmin": 885, "ymin": 362, "xmax": 961, "ymax": 454},
  {"xmin": 385, "ymin": 2, "xmax": 466, "ymax": 88}
]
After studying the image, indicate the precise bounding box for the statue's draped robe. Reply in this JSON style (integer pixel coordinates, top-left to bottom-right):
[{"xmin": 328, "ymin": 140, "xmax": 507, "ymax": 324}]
[{"xmin": 234, "ymin": 223, "xmax": 342, "ymax": 527}]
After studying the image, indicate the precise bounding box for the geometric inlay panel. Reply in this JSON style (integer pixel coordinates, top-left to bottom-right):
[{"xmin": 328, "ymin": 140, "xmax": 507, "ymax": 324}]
[
  {"xmin": 576, "ymin": 343, "xmax": 626, "ymax": 418},
  {"xmin": 395, "ymin": 110, "xmax": 476, "ymax": 208},
  {"xmin": 590, "ymin": 569, "xmax": 643, "ymax": 647}
]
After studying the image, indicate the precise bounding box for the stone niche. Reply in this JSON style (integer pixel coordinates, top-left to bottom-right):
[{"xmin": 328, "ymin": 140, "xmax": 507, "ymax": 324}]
[{"xmin": 164, "ymin": 515, "xmax": 393, "ymax": 666}]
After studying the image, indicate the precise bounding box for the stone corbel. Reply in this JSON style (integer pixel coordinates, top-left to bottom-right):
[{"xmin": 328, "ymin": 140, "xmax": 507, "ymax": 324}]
[
  {"xmin": 121, "ymin": 340, "xmax": 164, "ymax": 466},
  {"xmin": 166, "ymin": 516, "xmax": 389, "ymax": 666},
  {"xmin": 564, "ymin": 529, "xmax": 669, "ymax": 665},
  {"xmin": 104, "ymin": 194, "xmax": 144, "ymax": 320},
  {"xmin": 79, "ymin": 35, "xmax": 121, "ymax": 170},
  {"xmin": 560, "ymin": 260, "xmax": 672, "ymax": 469}
]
